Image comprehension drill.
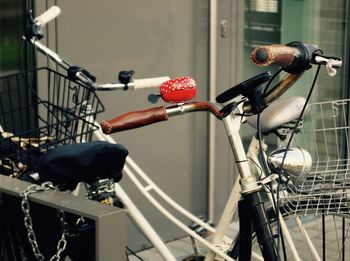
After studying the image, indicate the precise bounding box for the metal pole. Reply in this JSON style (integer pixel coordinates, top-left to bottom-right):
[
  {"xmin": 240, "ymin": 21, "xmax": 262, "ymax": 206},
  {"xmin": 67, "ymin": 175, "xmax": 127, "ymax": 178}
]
[{"xmin": 208, "ymin": 0, "xmax": 218, "ymax": 222}]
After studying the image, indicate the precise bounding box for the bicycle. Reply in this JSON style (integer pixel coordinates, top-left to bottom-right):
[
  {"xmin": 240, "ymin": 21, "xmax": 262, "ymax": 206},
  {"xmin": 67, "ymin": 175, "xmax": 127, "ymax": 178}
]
[
  {"xmin": 0, "ymin": 6, "xmax": 170, "ymax": 178},
  {"xmin": 97, "ymin": 42, "xmax": 345, "ymax": 260},
  {"xmin": 0, "ymin": 6, "xmax": 172, "ymax": 261},
  {"xmin": 1, "ymin": 5, "xmax": 346, "ymax": 261}
]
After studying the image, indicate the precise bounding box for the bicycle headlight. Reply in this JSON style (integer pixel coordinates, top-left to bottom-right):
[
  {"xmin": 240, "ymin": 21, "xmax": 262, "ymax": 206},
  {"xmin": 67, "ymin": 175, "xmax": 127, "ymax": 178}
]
[{"xmin": 267, "ymin": 147, "xmax": 312, "ymax": 183}]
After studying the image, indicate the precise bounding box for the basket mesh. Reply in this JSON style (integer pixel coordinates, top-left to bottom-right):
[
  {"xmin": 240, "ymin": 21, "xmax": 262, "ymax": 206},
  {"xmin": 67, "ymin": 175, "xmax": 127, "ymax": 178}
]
[
  {"xmin": 0, "ymin": 67, "xmax": 104, "ymax": 178},
  {"xmin": 280, "ymin": 99, "xmax": 350, "ymax": 216}
]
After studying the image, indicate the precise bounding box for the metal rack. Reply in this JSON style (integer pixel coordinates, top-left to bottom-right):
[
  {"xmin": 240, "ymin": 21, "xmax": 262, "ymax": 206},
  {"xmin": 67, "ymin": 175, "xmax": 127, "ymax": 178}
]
[
  {"xmin": 281, "ymin": 98, "xmax": 350, "ymax": 216},
  {"xmin": 0, "ymin": 67, "xmax": 104, "ymax": 178}
]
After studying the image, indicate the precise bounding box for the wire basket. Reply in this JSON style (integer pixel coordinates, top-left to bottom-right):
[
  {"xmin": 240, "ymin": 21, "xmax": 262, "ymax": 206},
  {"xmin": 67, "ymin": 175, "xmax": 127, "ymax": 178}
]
[
  {"xmin": 0, "ymin": 67, "xmax": 104, "ymax": 178},
  {"xmin": 280, "ymin": 98, "xmax": 350, "ymax": 216}
]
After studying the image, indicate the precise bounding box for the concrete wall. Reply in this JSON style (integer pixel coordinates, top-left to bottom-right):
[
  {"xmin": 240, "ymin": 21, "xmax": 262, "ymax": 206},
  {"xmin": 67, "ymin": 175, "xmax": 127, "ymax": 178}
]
[{"xmin": 36, "ymin": 0, "xmax": 210, "ymax": 250}]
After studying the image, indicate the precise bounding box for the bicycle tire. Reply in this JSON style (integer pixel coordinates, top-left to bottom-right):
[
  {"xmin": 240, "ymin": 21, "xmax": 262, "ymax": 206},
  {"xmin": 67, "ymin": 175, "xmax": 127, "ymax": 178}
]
[{"xmin": 228, "ymin": 204, "xmax": 350, "ymax": 261}]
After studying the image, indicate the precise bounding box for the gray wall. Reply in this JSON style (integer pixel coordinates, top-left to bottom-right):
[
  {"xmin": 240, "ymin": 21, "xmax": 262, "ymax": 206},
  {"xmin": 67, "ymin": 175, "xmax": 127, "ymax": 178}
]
[
  {"xmin": 36, "ymin": 0, "xmax": 210, "ymax": 250},
  {"xmin": 208, "ymin": 0, "xmax": 245, "ymax": 221}
]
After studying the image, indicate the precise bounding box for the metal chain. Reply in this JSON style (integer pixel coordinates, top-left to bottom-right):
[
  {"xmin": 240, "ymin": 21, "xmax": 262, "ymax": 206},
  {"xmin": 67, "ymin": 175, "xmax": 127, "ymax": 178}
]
[
  {"xmin": 86, "ymin": 178, "xmax": 115, "ymax": 199},
  {"xmin": 86, "ymin": 178, "xmax": 116, "ymax": 205},
  {"xmin": 49, "ymin": 210, "xmax": 67, "ymax": 261},
  {"xmin": 20, "ymin": 182, "xmax": 68, "ymax": 261}
]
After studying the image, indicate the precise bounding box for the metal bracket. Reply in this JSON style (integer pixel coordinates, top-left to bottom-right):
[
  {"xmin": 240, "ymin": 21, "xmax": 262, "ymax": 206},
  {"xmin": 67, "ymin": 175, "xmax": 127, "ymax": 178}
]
[{"xmin": 240, "ymin": 174, "xmax": 279, "ymax": 194}]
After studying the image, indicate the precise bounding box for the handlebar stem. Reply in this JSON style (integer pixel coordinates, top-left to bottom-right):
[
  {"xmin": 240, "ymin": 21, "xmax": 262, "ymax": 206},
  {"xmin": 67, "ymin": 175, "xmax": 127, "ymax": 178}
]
[{"xmin": 263, "ymin": 72, "xmax": 304, "ymax": 104}]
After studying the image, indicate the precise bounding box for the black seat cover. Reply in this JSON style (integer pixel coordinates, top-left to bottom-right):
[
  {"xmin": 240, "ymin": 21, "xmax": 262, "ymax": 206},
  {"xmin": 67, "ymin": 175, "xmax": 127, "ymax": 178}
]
[{"xmin": 38, "ymin": 141, "xmax": 128, "ymax": 190}]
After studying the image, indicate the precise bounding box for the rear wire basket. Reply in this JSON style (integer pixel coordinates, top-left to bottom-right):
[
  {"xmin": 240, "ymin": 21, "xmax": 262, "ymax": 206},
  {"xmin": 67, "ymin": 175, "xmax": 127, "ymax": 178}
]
[
  {"xmin": 280, "ymin": 99, "xmax": 350, "ymax": 216},
  {"xmin": 0, "ymin": 67, "xmax": 104, "ymax": 178}
]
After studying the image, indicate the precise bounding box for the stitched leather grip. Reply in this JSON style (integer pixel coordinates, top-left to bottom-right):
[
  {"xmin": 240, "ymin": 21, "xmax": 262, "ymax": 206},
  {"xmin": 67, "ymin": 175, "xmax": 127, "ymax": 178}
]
[
  {"xmin": 100, "ymin": 106, "xmax": 168, "ymax": 134},
  {"xmin": 251, "ymin": 44, "xmax": 297, "ymax": 67}
]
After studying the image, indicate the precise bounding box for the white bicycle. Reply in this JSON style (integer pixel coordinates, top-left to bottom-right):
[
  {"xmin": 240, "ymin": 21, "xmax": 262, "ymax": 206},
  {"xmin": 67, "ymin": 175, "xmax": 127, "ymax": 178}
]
[{"xmin": 0, "ymin": 6, "xmax": 347, "ymax": 261}]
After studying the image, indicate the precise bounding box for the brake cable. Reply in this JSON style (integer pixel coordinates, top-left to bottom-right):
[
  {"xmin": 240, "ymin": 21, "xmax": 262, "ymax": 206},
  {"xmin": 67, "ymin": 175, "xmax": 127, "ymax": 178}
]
[{"xmin": 273, "ymin": 64, "xmax": 321, "ymax": 259}]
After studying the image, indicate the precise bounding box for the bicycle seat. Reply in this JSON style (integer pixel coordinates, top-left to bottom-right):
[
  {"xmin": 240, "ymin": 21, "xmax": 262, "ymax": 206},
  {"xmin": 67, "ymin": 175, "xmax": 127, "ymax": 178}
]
[
  {"xmin": 246, "ymin": 96, "xmax": 306, "ymax": 132},
  {"xmin": 38, "ymin": 141, "xmax": 128, "ymax": 190}
]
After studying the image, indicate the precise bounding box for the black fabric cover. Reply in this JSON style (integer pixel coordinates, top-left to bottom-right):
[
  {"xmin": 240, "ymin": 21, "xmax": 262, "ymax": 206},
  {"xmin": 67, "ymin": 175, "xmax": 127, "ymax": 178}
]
[{"xmin": 38, "ymin": 141, "xmax": 128, "ymax": 190}]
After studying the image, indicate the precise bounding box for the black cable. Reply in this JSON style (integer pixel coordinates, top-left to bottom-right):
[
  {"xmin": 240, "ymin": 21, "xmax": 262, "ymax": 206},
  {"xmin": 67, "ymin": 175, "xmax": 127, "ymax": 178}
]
[
  {"xmin": 124, "ymin": 211, "xmax": 149, "ymax": 260},
  {"xmin": 127, "ymin": 212, "xmax": 152, "ymax": 243},
  {"xmin": 18, "ymin": 39, "xmax": 25, "ymax": 74},
  {"xmin": 255, "ymin": 68, "xmax": 283, "ymax": 178},
  {"xmin": 279, "ymin": 227, "xmax": 287, "ymax": 261},
  {"xmin": 126, "ymin": 246, "xmax": 144, "ymax": 261},
  {"xmin": 257, "ymin": 67, "xmax": 283, "ymax": 175},
  {"xmin": 342, "ymin": 217, "xmax": 345, "ymax": 261},
  {"xmin": 255, "ymin": 68, "xmax": 286, "ymax": 260},
  {"xmin": 276, "ymin": 64, "xmax": 322, "ymax": 259},
  {"xmin": 322, "ymin": 214, "xmax": 326, "ymax": 260},
  {"xmin": 341, "ymin": 218, "xmax": 350, "ymax": 261},
  {"xmin": 256, "ymin": 64, "xmax": 323, "ymax": 260},
  {"xmin": 263, "ymin": 68, "xmax": 283, "ymax": 95},
  {"xmin": 256, "ymin": 113, "xmax": 285, "ymax": 261},
  {"xmin": 246, "ymin": 156, "xmax": 263, "ymax": 178},
  {"xmin": 18, "ymin": 38, "xmax": 31, "ymax": 80}
]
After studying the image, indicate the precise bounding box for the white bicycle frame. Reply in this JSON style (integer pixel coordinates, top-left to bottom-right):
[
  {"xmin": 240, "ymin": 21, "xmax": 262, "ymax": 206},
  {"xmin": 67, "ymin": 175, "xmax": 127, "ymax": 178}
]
[
  {"xmin": 246, "ymin": 136, "xmax": 320, "ymax": 261},
  {"xmin": 27, "ymin": 6, "xmax": 341, "ymax": 260},
  {"xmin": 92, "ymin": 101, "xmax": 318, "ymax": 261},
  {"xmin": 95, "ymin": 126, "xmax": 234, "ymax": 261},
  {"xmin": 93, "ymin": 109, "xmax": 259, "ymax": 261},
  {"xmin": 92, "ymin": 93, "xmax": 331, "ymax": 260}
]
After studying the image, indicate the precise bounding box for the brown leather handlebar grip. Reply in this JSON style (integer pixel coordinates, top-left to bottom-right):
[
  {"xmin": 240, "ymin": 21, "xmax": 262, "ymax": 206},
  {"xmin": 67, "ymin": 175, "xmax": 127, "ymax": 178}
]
[
  {"xmin": 251, "ymin": 44, "xmax": 298, "ymax": 67},
  {"xmin": 101, "ymin": 106, "xmax": 168, "ymax": 134}
]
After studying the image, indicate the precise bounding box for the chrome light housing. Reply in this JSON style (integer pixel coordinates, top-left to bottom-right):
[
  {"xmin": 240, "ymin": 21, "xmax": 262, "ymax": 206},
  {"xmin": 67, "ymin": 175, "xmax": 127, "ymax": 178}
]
[{"xmin": 267, "ymin": 147, "xmax": 312, "ymax": 183}]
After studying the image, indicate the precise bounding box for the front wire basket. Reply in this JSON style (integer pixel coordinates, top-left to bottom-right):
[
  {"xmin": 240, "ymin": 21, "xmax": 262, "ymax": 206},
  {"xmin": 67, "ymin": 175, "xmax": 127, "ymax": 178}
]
[
  {"xmin": 280, "ymin": 98, "xmax": 350, "ymax": 216},
  {"xmin": 0, "ymin": 67, "xmax": 104, "ymax": 179}
]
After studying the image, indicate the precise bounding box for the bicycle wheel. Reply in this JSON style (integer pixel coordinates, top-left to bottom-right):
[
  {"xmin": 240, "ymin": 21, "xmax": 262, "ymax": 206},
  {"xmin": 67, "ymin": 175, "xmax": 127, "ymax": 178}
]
[
  {"xmin": 284, "ymin": 214, "xmax": 350, "ymax": 261},
  {"xmin": 228, "ymin": 203, "xmax": 350, "ymax": 260}
]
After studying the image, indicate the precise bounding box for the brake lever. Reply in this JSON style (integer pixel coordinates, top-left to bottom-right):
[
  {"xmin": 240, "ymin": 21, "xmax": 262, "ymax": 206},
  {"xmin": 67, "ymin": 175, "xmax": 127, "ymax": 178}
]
[{"xmin": 313, "ymin": 55, "xmax": 342, "ymax": 77}]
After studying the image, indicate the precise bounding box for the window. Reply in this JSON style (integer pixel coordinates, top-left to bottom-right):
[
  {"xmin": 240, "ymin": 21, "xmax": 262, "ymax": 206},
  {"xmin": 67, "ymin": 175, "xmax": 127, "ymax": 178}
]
[
  {"xmin": 0, "ymin": 0, "xmax": 33, "ymax": 76},
  {"xmin": 243, "ymin": 0, "xmax": 349, "ymax": 101}
]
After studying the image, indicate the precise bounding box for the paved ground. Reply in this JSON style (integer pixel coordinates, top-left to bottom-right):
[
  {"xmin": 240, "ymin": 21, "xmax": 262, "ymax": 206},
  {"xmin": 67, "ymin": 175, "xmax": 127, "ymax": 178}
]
[{"xmin": 128, "ymin": 215, "xmax": 349, "ymax": 260}]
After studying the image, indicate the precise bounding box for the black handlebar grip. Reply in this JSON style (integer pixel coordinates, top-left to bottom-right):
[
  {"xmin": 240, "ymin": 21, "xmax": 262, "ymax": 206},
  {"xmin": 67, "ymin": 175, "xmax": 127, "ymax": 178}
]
[{"xmin": 101, "ymin": 106, "xmax": 168, "ymax": 134}]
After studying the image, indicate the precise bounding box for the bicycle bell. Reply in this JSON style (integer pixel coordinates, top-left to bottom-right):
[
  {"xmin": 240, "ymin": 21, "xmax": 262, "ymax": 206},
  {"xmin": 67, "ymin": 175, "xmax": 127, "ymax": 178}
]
[{"xmin": 148, "ymin": 76, "xmax": 197, "ymax": 103}]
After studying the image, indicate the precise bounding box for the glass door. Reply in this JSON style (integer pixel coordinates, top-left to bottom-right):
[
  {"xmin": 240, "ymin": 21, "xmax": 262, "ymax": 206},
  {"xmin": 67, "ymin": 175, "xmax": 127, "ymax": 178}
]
[
  {"xmin": 243, "ymin": 0, "xmax": 349, "ymax": 101},
  {"xmin": 239, "ymin": 0, "xmax": 350, "ymax": 150},
  {"xmin": 0, "ymin": 0, "xmax": 34, "ymax": 76}
]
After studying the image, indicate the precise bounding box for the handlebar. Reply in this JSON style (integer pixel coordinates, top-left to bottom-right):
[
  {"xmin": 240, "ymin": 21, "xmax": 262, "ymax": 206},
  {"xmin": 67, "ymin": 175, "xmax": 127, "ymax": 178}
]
[
  {"xmin": 34, "ymin": 6, "xmax": 61, "ymax": 26},
  {"xmin": 101, "ymin": 42, "xmax": 343, "ymax": 134},
  {"xmin": 25, "ymin": 6, "xmax": 170, "ymax": 91},
  {"xmin": 251, "ymin": 43, "xmax": 315, "ymax": 73},
  {"xmin": 90, "ymin": 76, "xmax": 171, "ymax": 91},
  {"xmin": 251, "ymin": 42, "xmax": 342, "ymax": 76},
  {"xmin": 101, "ymin": 107, "xmax": 168, "ymax": 134},
  {"xmin": 100, "ymin": 102, "xmax": 222, "ymax": 134}
]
